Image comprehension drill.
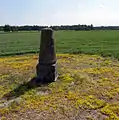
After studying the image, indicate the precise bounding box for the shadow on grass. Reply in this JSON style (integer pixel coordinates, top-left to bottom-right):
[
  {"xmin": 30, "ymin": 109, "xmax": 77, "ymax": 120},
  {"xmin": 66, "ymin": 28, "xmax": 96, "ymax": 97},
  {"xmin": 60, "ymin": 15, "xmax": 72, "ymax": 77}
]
[{"xmin": 3, "ymin": 77, "xmax": 50, "ymax": 100}]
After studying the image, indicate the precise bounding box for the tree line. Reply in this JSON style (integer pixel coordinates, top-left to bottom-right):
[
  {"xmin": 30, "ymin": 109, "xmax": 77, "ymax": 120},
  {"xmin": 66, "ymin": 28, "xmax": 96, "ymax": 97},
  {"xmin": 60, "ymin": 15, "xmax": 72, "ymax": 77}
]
[
  {"xmin": 0, "ymin": 24, "xmax": 94, "ymax": 32},
  {"xmin": 0, "ymin": 24, "xmax": 119, "ymax": 32}
]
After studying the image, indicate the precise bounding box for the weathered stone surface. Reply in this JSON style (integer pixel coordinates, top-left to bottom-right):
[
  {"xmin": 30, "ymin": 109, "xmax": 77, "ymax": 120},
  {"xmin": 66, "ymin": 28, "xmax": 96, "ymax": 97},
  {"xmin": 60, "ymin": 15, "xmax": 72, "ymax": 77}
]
[{"xmin": 36, "ymin": 28, "xmax": 58, "ymax": 83}]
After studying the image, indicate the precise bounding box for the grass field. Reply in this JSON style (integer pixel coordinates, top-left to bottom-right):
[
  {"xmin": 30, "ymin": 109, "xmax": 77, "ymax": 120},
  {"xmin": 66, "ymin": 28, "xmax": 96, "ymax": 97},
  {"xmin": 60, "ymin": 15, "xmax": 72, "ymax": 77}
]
[
  {"xmin": 0, "ymin": 30, "xmax": 119, "ymax": 119},
  {"xmin": 0, "ymin": 30, "xmax": 119, "ymax": 58}
]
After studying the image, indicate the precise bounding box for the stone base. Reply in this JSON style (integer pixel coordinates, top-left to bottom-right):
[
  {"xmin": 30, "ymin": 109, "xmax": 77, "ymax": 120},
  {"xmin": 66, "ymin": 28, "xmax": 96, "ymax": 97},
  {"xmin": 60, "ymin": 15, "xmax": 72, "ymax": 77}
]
[{"xmin": 36, "ymin": 63, "xmax": 58, "ymax": 83}]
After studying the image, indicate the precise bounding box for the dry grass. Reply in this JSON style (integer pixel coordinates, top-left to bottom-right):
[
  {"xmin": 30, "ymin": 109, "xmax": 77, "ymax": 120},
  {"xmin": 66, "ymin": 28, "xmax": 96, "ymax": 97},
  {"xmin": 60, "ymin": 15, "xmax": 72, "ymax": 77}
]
[{"xmin": 0, "ymin": 54, "xmax": 119, "ymax": 120}]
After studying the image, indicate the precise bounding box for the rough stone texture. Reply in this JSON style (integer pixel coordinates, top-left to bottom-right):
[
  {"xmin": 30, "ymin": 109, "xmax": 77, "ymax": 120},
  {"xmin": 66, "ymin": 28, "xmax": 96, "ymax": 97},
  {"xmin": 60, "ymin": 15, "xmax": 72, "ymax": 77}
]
[{"xmin": 36, "ymin": 28, "xmax": 58, "ymax": 83}]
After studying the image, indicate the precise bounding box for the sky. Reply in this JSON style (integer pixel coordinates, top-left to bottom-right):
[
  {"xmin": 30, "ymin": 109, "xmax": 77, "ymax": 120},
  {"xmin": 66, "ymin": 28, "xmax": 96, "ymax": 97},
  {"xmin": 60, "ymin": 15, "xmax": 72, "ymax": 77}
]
[{"xmin": 0, "ymin": 0, "xmax": 119, "ymax": 26}]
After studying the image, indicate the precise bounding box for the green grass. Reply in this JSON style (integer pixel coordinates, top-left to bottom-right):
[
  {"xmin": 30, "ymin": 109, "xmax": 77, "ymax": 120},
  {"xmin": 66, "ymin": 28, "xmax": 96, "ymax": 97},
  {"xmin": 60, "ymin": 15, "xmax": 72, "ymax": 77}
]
[
  {"xmin": 0, "ymin": 30, "xmax": 119, "ymax": 58},
  {"xmin": 0, "ymin": 32, "xmax": 40, "ymax": 56}
]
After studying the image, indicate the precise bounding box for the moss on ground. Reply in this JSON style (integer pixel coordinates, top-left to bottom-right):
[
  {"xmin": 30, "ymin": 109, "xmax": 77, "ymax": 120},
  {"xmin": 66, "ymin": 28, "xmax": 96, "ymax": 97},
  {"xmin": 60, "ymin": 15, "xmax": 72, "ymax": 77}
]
[{"xmin": 0, "ymin": 54, "xmax": 119, "ymax": 120}]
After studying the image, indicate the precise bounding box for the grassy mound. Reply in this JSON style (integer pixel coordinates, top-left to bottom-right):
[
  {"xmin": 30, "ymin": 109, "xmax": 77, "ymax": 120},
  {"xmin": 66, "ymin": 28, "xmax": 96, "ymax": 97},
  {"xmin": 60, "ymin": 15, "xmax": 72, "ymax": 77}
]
[{"xmin": 0, "ymin": 54, "xmax": 119, "ymax": 120}]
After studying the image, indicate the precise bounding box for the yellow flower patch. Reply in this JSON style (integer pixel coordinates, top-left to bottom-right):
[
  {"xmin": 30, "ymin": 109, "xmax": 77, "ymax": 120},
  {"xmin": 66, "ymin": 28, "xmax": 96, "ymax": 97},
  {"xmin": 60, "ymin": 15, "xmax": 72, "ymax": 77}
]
[{"xmin": 0, "ymin": 54, "xmax": 119, "ymax": 119}]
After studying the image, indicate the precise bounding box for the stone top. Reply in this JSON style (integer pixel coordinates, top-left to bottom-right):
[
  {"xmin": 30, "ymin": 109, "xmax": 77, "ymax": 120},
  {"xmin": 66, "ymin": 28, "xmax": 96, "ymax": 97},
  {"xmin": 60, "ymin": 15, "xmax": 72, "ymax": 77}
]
[
  {"xmin": 39, "ymin": 27, "xmax": 56, "ymax": 64},
  {"xmin": 42, "ymin": 28, "xmax": 53, "ymax": 31}
]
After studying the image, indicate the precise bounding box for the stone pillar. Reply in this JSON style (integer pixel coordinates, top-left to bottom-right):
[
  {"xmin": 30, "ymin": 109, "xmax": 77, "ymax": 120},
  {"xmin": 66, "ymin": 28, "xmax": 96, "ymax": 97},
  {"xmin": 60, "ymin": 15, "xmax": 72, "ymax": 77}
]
[{"xmin": 36, "ymin": 28, "xmax": 58, "ymax": 83}]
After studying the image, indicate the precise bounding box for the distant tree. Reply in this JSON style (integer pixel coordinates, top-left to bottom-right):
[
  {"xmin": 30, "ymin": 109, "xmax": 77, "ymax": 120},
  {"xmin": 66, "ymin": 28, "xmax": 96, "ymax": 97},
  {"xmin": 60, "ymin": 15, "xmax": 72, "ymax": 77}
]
[
  {"xmin": 0, "ymin": 26, "xmax": 3, "ymax": 31},
  {"xmin": 11, "ymin": 26, "xmax": 18, "ymax": 32},
  {"xmin": 3, "ymin": 25, "xmax": 11, "ymax": 32},
  {"xmin": 90, "ymin": 24, "xmax": 94, "ymax": 30}
]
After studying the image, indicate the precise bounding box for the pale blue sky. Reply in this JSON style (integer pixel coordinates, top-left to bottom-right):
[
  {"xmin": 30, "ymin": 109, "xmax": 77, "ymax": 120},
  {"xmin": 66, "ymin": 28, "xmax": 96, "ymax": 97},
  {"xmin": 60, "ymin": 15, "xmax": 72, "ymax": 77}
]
[{"xmin": 0, "ymin": 0, "xmax": 119, "ymax": 26}]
